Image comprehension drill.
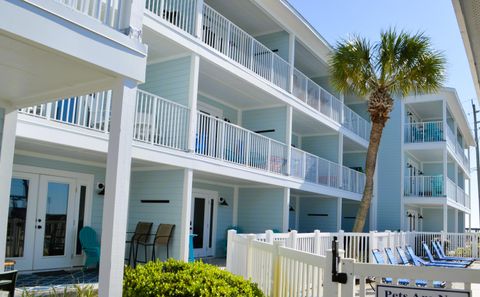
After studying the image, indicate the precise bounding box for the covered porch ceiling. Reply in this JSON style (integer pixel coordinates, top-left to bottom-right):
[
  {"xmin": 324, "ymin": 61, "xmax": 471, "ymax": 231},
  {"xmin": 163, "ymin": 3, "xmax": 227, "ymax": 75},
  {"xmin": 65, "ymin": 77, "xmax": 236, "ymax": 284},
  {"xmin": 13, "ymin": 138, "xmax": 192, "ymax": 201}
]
[{"xmin": 406, "ymin": 101, "xmax": 443, "ymax": 120}]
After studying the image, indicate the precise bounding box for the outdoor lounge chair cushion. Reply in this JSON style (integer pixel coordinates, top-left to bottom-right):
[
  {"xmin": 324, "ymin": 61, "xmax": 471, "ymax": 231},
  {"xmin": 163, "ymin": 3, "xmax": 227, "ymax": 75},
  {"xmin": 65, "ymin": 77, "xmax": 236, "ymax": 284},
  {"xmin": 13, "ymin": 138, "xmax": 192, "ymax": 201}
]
[{"xmin": 79, "ymin": 227, "xmax": 100, "ymax": 268}]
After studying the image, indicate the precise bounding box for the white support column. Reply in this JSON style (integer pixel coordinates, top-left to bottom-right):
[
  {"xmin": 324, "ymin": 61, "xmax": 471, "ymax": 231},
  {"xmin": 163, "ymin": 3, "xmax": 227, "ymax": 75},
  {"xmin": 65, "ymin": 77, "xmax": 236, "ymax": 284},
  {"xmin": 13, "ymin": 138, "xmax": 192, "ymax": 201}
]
[
  {"xmin": 454, "ymin": 209, "xmax": 459, "ymax": 233},
  {"xmin": 443, "ymin": 203, "xmax": 448, "ymax": 233},
  {"xmin": 98, "ymin": 79, "xmax": 136, "ymax": 297},
  {"xmin": 285, "ymin": 106, "xmax": 293, "ymax": 176},
  {"xmin": 442, "ymin": 99, "xmax": 448, "ymax": 195},
  {"xmin": 287, "ymin": 33, "xmax": 295, "ymax": 93},
  {"xmin": 337, "ymin": 197, "xmax": 342, "ymax": 231},
  {"xmin": 295, "ymin": 195, "xmax": 300, "ymax": 230},
  {"xmin": 118, "ymin": 0, "xmax": 144, "ymax": 40},
  {"xmin": 0, "ymin": 109, "xmax": 17, "ymax": 272},
  {"xmin": 179, "ymin": 169, "xmax": 193, "ymax": 261},
  {"xmin": 282, "ymin": 188, "xmax": 290, "ymax": 232},
  {"xmin": 419, "ymin": 207, "xmax": 424, "ymax": 231},
  {"xmin": 187, "ymin": 54, "xmax": 200, "ymax": 152},
  {"xmin": 232, "ymin": 186, "xmax": 239, "ymax": 226},
  {"xmin": 194, "ymin": 0, "xmax": 204, "ymax": 38},
  {"xmin": 338, "ymin": 133, "xmax": 343, "ymax": 187}
]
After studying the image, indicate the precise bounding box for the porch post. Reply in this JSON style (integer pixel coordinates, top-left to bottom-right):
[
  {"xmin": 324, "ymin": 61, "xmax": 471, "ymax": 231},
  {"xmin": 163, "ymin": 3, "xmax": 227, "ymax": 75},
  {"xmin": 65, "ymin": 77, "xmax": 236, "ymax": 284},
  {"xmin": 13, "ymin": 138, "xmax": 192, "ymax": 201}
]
[
  {"xmin": 443, "ymin": 203, "xmax": 448, "ymax": 233},
  {"xmin": 187, "ymin": 54, "xmax": 200, "ymax": 152},
  {"xmin": 454, "ymin": 209, "xmax": 459, "ymax": 233},
  {"xmin": 0, "ymin": 109, "xmax": 17, "ymax": 272},
  {"xmin": 179, "ymin": 169, "xmax": 193, "ymax": 261},
  {"xmin": 232, "ymin": 186, "xmax": 239, "ymax": 226},
  {"xmin": 287, "ymin": 33, "xmax": 295, "ymax": 93},
  {"xmin": 282, "ymin": 188, "xmax": 290, "ymax": 232},
  {"xmin": 98, "ymin": 79, "xmax": 136, "ymax": 297},
  {"xmin": 285, "ymin": 106, "xmax": 293, "ymax": 176},
  {"xmin": 337, "ymin": 197, "xmax": 342, "ymax": 231}
]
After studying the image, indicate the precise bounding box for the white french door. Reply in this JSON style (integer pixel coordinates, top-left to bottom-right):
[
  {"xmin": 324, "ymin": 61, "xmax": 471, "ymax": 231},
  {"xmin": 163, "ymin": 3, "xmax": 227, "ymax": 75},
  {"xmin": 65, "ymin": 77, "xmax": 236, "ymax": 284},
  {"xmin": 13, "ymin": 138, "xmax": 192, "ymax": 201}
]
[
  {"xmin": 6, "ymin": 168, "xmax": 93, "ymax": 271},
  {"xmin": 191, "ymin": 190, "xmax": 217, "ymax": 258},
  {"xmin": 33, "ymin": 176, "xmax": 77, "ymax": 270}
]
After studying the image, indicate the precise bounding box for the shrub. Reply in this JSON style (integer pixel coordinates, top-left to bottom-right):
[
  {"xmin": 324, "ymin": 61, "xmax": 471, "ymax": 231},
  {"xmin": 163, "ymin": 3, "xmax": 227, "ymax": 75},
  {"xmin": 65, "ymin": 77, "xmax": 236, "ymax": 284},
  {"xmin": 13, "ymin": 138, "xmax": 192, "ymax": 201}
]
[{"xmin": 123, "ymin": 259, "xmax": 264, "ymax": 297}]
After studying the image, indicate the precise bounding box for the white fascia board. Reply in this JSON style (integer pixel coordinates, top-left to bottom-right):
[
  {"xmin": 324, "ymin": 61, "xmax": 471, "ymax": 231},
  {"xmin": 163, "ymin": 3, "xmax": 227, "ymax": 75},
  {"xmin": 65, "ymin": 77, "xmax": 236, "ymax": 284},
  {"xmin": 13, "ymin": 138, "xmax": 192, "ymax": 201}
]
[
  {"xmin": 1, "ymin": 0, "xmax": 147, "ymax": 82},
  {"xmin": 446, "ymin": 199, "xmax": 471, "ymax": 214},
  {"xmin": 403, "ymin": 142, "xmax": 445, "ymax": 151},
  {"xmin": 403, "ymin": 197, "xmax": 448, "ymax": 206}
]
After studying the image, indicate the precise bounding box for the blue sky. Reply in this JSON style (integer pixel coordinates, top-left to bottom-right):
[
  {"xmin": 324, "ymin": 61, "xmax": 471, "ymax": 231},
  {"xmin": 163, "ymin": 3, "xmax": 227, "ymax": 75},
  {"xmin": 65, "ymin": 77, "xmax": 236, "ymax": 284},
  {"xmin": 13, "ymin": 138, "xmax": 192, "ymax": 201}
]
[{"xmin": 288, "ymin": 0, "xmax": 479, "ymax": 227}]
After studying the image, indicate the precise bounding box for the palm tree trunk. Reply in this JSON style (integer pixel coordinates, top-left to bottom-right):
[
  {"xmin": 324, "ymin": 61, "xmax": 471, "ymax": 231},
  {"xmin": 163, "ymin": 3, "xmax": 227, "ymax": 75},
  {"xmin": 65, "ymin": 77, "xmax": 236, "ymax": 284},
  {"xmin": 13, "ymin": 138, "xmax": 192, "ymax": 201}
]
[{"xmin": 352, "ymin": 120, "xmax": 385, "ymax": 232}]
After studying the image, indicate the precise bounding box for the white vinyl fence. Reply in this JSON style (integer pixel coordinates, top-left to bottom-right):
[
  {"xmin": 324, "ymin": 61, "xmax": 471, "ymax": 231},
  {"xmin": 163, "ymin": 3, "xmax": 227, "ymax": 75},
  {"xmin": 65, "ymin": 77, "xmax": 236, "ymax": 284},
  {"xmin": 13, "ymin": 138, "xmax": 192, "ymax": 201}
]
[{"xmin": 227, "ymin": 230, "xmax": 480, "ymax": 297}]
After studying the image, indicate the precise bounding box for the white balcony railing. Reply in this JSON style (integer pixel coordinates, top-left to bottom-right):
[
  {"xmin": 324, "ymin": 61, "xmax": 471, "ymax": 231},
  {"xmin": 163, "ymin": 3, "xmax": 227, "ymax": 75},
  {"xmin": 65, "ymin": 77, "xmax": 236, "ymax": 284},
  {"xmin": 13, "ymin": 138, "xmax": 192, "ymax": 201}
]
[
  {"xmin": 447, "ymin": 178, "xmax": 470, "ymax": 208},
  {"xmin": 446, "ymin": 126, "xmax": 470, "ymax": 169},
  {"xmin": 404, "ymin": 175, "xmax": 444, "ymax": 197},
  {"xmin": 56, "ymin": 0, "xmax": 123, "ymax": 30},
  {"xmin": 144, "ymin": 0, "xmax": 372, "ymax": 142},
  {"xmin": 20, "ymin": 91, "xmax": 112, "ymax": 133},
  {"xmin": 196, "ymin": 112, "xmax": 288, "ymax": 175},
  {"xmin": 290, "ymin": 147, "xmax": 365, "ymax": 194},
  {"xmin": 404, "ymin": 121, "xmax": 443, "ymax": 143},
  {"xmin": 134, "ymin": 90, "xmax": 190, "ymax": 150}
]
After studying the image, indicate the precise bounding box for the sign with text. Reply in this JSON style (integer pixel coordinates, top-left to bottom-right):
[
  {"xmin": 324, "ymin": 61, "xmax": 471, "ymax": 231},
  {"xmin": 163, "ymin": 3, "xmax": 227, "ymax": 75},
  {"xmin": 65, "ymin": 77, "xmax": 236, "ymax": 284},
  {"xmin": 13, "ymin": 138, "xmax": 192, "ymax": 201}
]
[{"xmin": 376, "ymin": 285, "xmax": 470, "ymax": 297}]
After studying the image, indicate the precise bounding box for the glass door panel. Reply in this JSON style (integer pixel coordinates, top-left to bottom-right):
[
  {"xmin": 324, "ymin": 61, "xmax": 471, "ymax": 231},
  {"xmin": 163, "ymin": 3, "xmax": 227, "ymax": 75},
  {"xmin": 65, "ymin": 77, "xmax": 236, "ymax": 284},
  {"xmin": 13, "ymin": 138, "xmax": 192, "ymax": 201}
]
[{"xmin": 43, "ymin": 182, "xmax": 69, "ymax": 256}]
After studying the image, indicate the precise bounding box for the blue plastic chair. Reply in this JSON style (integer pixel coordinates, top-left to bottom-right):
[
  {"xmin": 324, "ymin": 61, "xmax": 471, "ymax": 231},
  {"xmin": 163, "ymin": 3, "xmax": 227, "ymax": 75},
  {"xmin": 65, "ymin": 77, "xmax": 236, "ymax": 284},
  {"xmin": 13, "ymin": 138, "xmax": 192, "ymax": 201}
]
[
  {"xmin": 79, "ymin": 226, "xmax": 101, "ymax": 269},
  {"xmin": 385, "ymin": 248, "xmax": 445, "ymax": 288},
  {"xmin": 432, "ymin": 241, "xmax": 477, "ymax": 262},
  {"xmin": 422, "ymin": 242, "xmax": 471, "ymax": 265},
  {"xmin": 406, "ymin": 245, "xmax": 466, "ymax": 268}
]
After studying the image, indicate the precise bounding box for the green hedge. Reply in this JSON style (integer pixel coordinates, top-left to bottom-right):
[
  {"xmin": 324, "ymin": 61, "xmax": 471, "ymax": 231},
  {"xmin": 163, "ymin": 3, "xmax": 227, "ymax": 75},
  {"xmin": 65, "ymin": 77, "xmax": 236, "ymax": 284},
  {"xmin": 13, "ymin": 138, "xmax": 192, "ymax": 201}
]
[{"xmin": 123, "ymin": 259, "xmax": 265, "ymax": 297}]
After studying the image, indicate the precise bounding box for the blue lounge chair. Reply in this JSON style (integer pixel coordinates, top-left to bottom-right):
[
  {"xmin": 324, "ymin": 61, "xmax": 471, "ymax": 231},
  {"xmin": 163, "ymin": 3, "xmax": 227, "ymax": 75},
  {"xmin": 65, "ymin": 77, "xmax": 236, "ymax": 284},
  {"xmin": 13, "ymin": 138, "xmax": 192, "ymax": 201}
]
[
  {"xmin": 395, "ymin": 247, "xmax": 411, "ymax": 265},
  {"xmin": 432, "ymin": 240, "xmax": 477, "ymax": 262},
  {"xmin": 384, "ymin": 248, "xmax": 445, "ymax": 288},
  {"xmin": 406, "ymin": 245, "xmax": 467, "ymax": 268},
  {"xmin": 79, "ymin": 226, "xmax": 101, "ymax": 269},
  {"xmin": 371, "ymin": 249, "xmax": 410, "ymax": 286},
  {"xmin": 422, "ymin": 242, "xmax": 472, "ymax": 265}
]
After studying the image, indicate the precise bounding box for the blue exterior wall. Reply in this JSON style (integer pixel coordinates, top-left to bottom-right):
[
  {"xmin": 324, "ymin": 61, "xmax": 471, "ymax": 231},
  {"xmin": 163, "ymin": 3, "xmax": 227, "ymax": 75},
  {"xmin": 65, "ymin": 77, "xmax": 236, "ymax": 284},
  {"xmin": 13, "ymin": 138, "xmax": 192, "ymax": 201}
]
[
  {"xmin": 192, "ymin": 182, "xmax": 234, "ymax": 257},
  {"xmin": 376, "ymin": 100, "xmax": 402, "ymax": 231},
  {"xmin": 298, "ymin": 197, "xmax": 338, "ymax": 232},
  {"xmin": 128, "ymin": 169, "xmax": 186, "ymax": 260},
  {"xmin": 139, "ymin": 56, "xmax": 192, "ymax": 106},
  {"xmin": 301, "ymin": 135, "xmax": 339, "ymax": 162},
  {"xmin": 255, "ymin": 31, "xmax": 290, "ymax": 61},
  {"xmin": 422, "ymin": 209, "xmax": 443, "ymax": 232},
  {"xmin": 346, "ymin": 102, "xmax": 370, "ymax": 121},
  {"xmin": 242, "ymin": 107, "xmax": 287, "ymax": 143},
  {"xmin": 237, "ymin": 187, "xmax": 285, "ymax": 233},
  {"xmin": 291, "ymin": 134, "xmax": 300, "ymax": 148},
  {"xmin": 423, "ymin": 163, "xmax": 443, "ymax": 176},
  {"xmin": 343, "ymin": 153, "xmax": 366, "ymax": 173}
]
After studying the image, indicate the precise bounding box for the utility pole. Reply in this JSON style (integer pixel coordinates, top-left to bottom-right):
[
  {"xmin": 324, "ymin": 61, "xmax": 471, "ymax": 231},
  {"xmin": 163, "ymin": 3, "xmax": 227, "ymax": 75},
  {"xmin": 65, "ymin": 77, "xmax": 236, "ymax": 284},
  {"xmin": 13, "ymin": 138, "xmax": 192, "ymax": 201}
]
[{"xmin": 471, "ymin": 100, "xmax": 480, "ymax": 228}]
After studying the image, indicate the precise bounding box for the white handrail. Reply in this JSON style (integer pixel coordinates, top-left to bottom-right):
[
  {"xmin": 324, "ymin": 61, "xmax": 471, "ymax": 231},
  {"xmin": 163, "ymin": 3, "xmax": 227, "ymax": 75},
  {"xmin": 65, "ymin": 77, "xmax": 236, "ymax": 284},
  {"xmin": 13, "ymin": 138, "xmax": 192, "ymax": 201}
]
[
  {"xmin": 195, "ymin": 112, "xmax": 288, "ymax": 175},
  {"xmin": 404, "ymin": 175, "xmax": 444, "ymax": 197},
  {"xmin": 56, "ymin": 0, "xmax": 123, "ymax": 30},
  {"xmin": 290, "ymin": 147, "xmax": 366, "ymax": 194},
  {"xmin": 404, "ymin": 121, "xmax": 444, "ymax": 143}
]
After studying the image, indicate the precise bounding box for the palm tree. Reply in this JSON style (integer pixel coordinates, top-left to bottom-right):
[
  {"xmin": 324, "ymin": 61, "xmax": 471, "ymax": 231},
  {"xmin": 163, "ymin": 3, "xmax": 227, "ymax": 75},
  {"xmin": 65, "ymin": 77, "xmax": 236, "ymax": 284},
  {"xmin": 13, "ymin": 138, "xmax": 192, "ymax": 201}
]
[{"xmin": 330, "ymin": 29, "xmax": 446, "ymax": 232}]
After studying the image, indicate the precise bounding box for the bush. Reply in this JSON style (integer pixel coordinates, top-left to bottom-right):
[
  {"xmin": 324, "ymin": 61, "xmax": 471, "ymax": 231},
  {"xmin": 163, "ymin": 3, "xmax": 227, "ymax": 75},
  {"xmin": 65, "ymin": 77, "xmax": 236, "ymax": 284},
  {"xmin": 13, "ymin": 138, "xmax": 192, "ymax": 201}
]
[{"xmin": 123, "ymin": 259, "xmax": 264, "ymax": 297}]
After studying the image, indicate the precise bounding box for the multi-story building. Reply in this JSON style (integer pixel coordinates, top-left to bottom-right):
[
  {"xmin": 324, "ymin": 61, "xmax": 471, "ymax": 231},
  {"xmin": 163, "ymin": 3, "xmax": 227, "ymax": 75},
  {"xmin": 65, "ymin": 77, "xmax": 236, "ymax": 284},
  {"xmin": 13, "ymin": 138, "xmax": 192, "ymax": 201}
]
[
  {"xmin": 377, "ymin": 88, "xmax": 474, "ymax": 233},
  {"xmin": 0, "ymin": 0, "xmax": 474, "ymax": 295}
]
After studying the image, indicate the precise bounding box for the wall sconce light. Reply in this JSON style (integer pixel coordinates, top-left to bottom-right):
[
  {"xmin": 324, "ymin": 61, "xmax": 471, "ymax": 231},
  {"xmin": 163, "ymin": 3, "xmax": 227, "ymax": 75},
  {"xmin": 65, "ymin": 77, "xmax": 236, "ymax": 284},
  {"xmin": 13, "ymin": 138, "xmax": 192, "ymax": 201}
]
[
  {"xmin": 219, "ymin": 197, "xmax": 228, "ymax": 206},
  {"xmin": 407, "ymin": 111, "xmax": 413, "ymax": 116},
  {"xmin": 289, "ymin": 205, "xmax": 295, "ymax": 212},
  {"xmin": 407, "ymin": 212, "xmax": 413, "ymax": 218},
  {"xmin": 418, "ymin": 171, "xmax": 424, "ymax": 175},
  {"xmin": 96, "ymin": 182, "xmax": 105, "ymax": 196},
  {"xmin": 418, "ymin": 214, "xmax": 424, "ymax": 220},
  {"xmin": 407, "ymin": 163, "xmax": 412, "ymax": 168}
]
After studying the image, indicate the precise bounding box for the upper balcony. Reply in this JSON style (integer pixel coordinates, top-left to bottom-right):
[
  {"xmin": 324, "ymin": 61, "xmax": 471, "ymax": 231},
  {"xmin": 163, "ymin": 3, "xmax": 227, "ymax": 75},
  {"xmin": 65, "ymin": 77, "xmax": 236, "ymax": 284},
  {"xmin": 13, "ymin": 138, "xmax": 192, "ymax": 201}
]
[
  {"xmin": 403, "ymin": 175, "xmax": 470, "ymax": 210},
  {"xmin": 143, "ymin": 0, "xmax": 371, "ymax": 143},
  {"xmin": 404, "ymin": 121, "xmax": 470, "ymax": 170},
  {"xmin": 19, "ymin": 89, "xmax": 365, "ymax": 197},
  {"xmin": 1, "ymin": 0, "xmax": 147, "ymax": 108}
]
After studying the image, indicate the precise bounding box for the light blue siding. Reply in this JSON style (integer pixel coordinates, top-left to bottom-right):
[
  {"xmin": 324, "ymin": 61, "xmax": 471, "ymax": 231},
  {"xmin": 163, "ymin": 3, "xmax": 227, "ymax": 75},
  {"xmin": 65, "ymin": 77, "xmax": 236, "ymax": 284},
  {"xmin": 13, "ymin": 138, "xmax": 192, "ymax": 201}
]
[
  {"xmin": 128, "ymin": 169, "xmax": 185, "ymax": 260},
  {"xmin": 311, "ymin": 76, "xmax": 340, "ymax": 98},
  {"xmin": 255, "ymin": 31, "xmax": 290, "ymax": 61},
  {"xmin": 459, "ymin": 212, "xmax": 465, "ymax": 232},
  {"xmin": 301, "ymin": 135, "xmax": 339, "ymax": 162},
  {"xmin": 422, "ymin": 209, "xmax": 443, "ymax": 232},
  {"xmin": 192, "ymin": 182, "xmax": 234, "ymax": 257},
  {"xmin": 242, "ymin": 107, "xmax": 287, "ymax": 143},
  {"xmin": 298, "ymin": 197, "xmax": 338, "ymax": 232},
  {"xmin": 343, "ymin": 153, "xmax": 366, "ymax": 172},
  {"xmin": 139, "ymin": 56, "xmax": 192, "ymax": 106},
  {"xmin": 346, "ymin": 102, "xmax": 370, "ymax": 121},
  {"xmin": 376, "ymin": 99, "xmax": 402, "ymax": 231},
  {"xmin": 197, "ymin": 94, "xmax": 238, "ymax": 124},
  {"xmin": 237, "ymin": 188, "xmax": 284, "ymax": 233},
  {"xmin": 291, "ymin": 134, "xmax": 300, "ymax": 148}
]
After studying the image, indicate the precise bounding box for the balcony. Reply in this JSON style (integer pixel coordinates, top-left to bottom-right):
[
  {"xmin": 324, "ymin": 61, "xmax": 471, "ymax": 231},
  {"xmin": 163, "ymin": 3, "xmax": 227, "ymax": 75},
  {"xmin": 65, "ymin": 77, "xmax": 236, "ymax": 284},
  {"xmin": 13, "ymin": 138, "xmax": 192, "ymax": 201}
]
[
  {"xmin": 403, "ymin": 175, "xmax": 469, "ymax": 208},
  {"xmin": 404, "ymin": 121, "xmax": 444, "ymax": 143},
  {"xmin": 19, "ymin": 90, "xmax": 366, "ymax": 196},
  {"xmin": 290, "ymin": 148, "xmax": 365, "ymax": 194},
  {"xmin": 144, "ymin": 0, "xmax": 371, "ymax": 142},
  {"xmin": 446, "ymin": 126, "xmax": 470, "ymax": 169}
]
